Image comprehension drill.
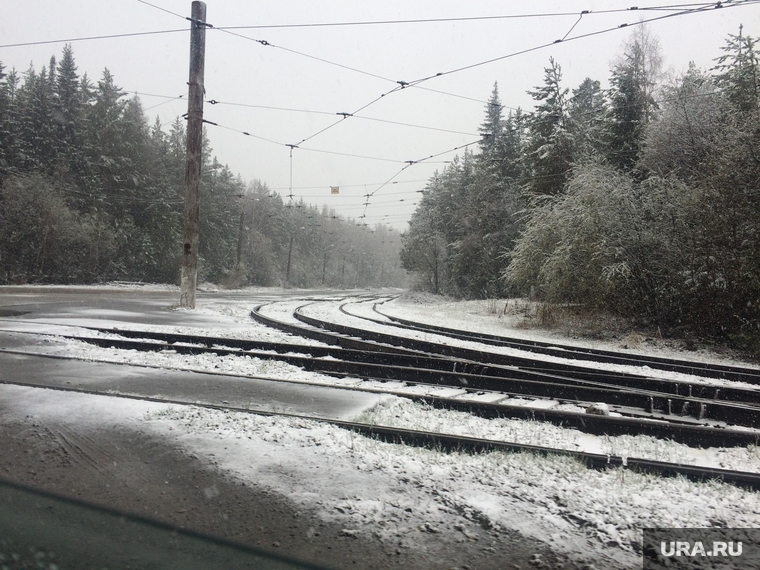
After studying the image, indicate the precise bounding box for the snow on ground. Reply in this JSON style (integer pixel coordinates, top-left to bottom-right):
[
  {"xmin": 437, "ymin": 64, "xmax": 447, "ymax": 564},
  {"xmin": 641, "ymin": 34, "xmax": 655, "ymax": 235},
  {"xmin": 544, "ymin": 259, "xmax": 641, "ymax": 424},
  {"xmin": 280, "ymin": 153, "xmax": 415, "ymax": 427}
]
[
  {"xmin": 256, "ymin": 296, "xmax": 349, "ymax": 326},
  {"xmin": 171, "ymin": 299, "xmax": 330, "ymax": 346},
  {"xmin": 4, "ymin": 383, "xmax": 758, "ymax": 570},
  {"xmin": 357, "ymin": 398, "xmax": 760, "ymax": 472},
  {"xmin": 0, "ymin": 282, "xmax": 182, "ymax": 292},
  {"xmin": 6, "ymin": 291, "xmax": 760, "ymax": 567},
  {"xmin": 380, "ymin": 294, "xmax": 760, "ymax": 372},
  {"xmin": 0, "ymin": 297, "xmax": 329, "ymax": 347},
  {"xmin": 303, "ymin": 298, "xmax": 760, "ymax": 392},
  {"xmin": 13, "ymin": 303, "xmax": 760, "ymax": 477}
]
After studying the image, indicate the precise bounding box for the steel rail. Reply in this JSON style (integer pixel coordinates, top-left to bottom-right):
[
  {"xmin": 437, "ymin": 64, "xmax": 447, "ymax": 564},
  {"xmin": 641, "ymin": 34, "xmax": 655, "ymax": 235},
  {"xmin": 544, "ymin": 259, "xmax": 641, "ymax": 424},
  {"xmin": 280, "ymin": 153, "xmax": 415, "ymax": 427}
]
[
  {"xmin": 335, "ymin": 303, "xmax": 760, "ymax": 407},
  {"xmin": 5, "ymin": 343, "xmax": 757, "ymax": 448},
  {"xmin": 367, "ymin": 301, "xmax": 760, "ymax": 385},
  {"xmin": 50, "ymin": 324, "xmax": 760, "ymax": 411},
  {"xmin": 290, "ymin": 306, "xmax": 760, "ymax": 427},
  {"xmin": 8, "ymin": 307, "xmax": 758, "ymax": 442},
  {"xmin": 57, "ymin": 333, "xmax": 760, "ymax": 429},
  {"xmin": 1, "ymin": 377, "xmax": 758, "ymax": 491}
]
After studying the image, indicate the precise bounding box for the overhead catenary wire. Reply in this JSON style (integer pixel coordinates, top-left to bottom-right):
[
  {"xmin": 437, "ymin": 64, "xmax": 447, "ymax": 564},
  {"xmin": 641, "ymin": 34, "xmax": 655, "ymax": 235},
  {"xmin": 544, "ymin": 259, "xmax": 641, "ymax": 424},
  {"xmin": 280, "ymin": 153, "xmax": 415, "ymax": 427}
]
[
  {"xmin": 0, "ymin": 28, "xmax": 188, "ymax": 49},
  {"xmin": 213, "ymin": 3, "xmax": 734, "ymax": 30},
  {"xmin": 206, "ymin": 99, "xmax": 479, "ymax": 136},
  {"xmin": 402, "ymin": 0, "xmax": 760, "ymax": 87},
  {"xmin": 199, "ymin": 0, "xmax": 760, "ymax": 169},
  {"xmin": 11, "ymin": 1, "xmax": 754, "ymax": 230}
]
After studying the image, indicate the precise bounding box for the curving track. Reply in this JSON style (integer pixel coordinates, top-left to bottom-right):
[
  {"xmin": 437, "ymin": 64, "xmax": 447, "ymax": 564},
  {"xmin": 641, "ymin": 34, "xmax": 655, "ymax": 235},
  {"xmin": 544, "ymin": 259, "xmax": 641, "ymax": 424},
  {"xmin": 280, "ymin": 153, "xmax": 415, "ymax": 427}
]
[
  {"xmin": 3, "ymin": 294, "xmax": 760, "ymax": 491},
  {"xmin": 254, "ymin": 300, "xmax": 760, "ymax": 430},
  {"xmin": 364, "ymin": 299, "xmax": 760, "ymax": 384}
]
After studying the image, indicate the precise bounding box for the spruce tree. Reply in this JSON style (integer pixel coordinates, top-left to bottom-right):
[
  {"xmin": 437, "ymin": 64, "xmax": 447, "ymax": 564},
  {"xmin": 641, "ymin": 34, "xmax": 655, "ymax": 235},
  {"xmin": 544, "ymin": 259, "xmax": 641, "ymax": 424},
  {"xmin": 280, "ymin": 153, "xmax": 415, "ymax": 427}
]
[{"xmin": 523, "ymin": 57, "xmax": 574, "ymax": 195}]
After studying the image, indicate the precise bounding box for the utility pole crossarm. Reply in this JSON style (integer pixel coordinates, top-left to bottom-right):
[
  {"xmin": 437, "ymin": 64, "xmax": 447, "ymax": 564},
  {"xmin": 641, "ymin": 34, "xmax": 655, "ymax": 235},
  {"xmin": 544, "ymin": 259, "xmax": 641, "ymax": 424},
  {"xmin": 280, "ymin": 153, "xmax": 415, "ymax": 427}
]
[{"xmin": 180, "ymin": 1, "xmax": 207, "ymax": 309}]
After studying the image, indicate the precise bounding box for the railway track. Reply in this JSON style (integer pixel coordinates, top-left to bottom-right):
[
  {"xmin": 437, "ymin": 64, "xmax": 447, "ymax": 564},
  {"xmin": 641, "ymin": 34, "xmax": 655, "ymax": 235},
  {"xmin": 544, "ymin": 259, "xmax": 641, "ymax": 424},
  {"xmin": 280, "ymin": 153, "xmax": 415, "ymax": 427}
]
[
  {"xmin": 1, "ymin": 376, "xmax": 759, "ymax": 492},
  {"xmin": 4, "ymin": 326, "xmax": 757, "ymax": 448},
  {"xmin": 2, "ymin": 295, "xmax": 759, "ymax": 489},
  {"xmin": 248, "ymin": 303, "xmax": 760, "ymax": 430},
  {"xmin": 363, "ymin": 299, "xmax": 760, "ymax": 385},
  {"xmin": 5, "ymin": 305, "xmax": 748, "ymax": 446}
]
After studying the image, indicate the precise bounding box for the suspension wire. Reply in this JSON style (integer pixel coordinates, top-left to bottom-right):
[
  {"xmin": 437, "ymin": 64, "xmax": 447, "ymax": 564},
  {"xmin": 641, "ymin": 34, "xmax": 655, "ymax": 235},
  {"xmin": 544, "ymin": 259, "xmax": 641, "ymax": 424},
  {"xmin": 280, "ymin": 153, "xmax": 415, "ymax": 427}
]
[
  {"xmin": 0, "ymin": 28, "xmax": 188, "ymax": 49},
  {"xmin": 293, "ymin": 84, "xmax": 406, "ymax": 147},
  {"xmin": 207, "ymin": 0, "xmax": 759, "ymax": 156},
  {"xmin": 562, "ymin": 12, "xmax": 585, "ymax": 42},
  {"xmin": 357, "ymin": 137, "xmax": 485, "ymax": 220},
  {"xmin": 267, "ymin": 179, "xmax": 429, "ymax": 192},
  {"xmin": 207, "ymin": 99, "xmax": 478, "ymax": 136},
  {"xmin": 120, "ymin": 0, "xmax": 759, "ymax": 227},
  {"xmin": 404, "ymin": 0, "xmax": 760, "ymax": 87},
  {"xmin": 135, "ymin": 0, "xmax": 186, "ymax": 19},
  {"xmin": 216, "ymin": 28, "xmax": 394, "ymax": 84},
  {"xmin": 142, "ymin": 93, "xmax": 185, "ymax": 112},
  {"xmin": 215, "ymin": 3, "xmax": 726, "ymax": 30}
]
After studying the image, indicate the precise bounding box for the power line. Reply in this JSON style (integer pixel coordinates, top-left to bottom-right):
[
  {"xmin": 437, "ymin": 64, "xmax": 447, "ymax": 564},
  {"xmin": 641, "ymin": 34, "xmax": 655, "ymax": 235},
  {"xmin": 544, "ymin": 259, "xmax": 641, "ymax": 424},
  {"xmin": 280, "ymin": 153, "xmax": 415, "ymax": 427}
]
[
  {"xmin": 0, "ymin": 29, "xmax": 188, "ymax": 49},
  {"xmin": 214, "ymin": 3, "xmax": 726, "ymax": 30},
  {"xmin": 209, "ymin": 0, "xmax": 759, "ymax": 154},
  {"xmin": 135, "ymin": 0, "xmax": 186, "ymax": 20},
  {"xmin": 357, "ymin": 137, "xmax": 484, "ymax": 220},
  {"xmin": 405, "ymin": 0, "xmax": 760, "ymax": 86},
  {"xmin": 206, "ymin": 99, "xmax": 479, "ymax": 136},
  {"xmin": 267, "ymin": 179, "xmax": 429, "ymax": 191},
  {"xmin": 23, "ymin": 0, "xmax": 750, "ymax": 230},
  {"xmin": 210, "ymin": 119, "xmax": 407, "ymax": 163},
  {"xmin": 131, "ymin": 1, "xmax": 499, "ymax": 113},
  {"xmin": 142, "ymin": 93, "xmax": 185, "ymax": 112}
]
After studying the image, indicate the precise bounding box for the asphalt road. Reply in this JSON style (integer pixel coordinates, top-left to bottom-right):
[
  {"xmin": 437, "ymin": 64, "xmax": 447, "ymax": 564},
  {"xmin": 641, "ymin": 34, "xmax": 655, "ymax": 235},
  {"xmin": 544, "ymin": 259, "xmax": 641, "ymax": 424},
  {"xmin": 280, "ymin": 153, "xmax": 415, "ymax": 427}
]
[{"xmin": 0, "ymin": 286, "xmax": 389, "ymax": 420}]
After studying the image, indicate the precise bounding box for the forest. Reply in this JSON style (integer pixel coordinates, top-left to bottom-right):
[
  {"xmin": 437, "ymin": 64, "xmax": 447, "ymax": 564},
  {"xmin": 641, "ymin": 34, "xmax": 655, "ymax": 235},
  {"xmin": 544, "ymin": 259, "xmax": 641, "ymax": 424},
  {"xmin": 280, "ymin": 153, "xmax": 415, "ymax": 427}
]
[
  {"xmin": 400, "ymin": 27, "xmax": 760, "ymax": 346},
  {"xmin": 0, "ymin": 45, "xmax": 405, "ymax": 289}
]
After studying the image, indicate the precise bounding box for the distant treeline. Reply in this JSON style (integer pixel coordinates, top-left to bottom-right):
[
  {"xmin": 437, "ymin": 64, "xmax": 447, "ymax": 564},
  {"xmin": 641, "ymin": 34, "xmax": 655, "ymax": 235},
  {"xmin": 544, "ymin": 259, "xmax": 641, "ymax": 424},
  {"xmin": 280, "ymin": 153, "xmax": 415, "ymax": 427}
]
[
  {"xmin": 0, "ymin": 45, "xmax": 405, "ymax": 288},
  {"xmin": 401, "ymin": 27, "xmax": 760, "ymax": 344}
]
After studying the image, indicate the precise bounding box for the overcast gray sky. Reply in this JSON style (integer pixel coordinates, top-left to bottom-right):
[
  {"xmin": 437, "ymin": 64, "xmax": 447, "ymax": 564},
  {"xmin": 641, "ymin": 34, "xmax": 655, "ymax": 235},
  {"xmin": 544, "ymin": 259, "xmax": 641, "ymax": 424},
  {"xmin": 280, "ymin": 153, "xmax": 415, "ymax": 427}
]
[{"xmin": 2, "ymin": 1, "xmax": 758, "ymax": 228}]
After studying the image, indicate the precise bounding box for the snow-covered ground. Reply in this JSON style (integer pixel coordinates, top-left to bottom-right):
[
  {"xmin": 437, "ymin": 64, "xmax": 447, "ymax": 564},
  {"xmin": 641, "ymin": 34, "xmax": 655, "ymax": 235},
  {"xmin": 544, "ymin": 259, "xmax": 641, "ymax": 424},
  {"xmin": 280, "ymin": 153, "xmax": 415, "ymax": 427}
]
[
  {"xmin": 303, "ymin": 297, "xmax": 760, "ymax": 392},
  {"xmin": 3, "ymin": 289, "xmax": 760, "ymax": 568},
  {"xmin": 3, "ymin": 383, "xmax": 759, "ymax": 570},
  {"xmin": 379, "ymin": 294, "xmax": 760, "ymax": 371},
  {"xmin": 14, "ymin": 329, "xmax": 759, "ymax": 469}
]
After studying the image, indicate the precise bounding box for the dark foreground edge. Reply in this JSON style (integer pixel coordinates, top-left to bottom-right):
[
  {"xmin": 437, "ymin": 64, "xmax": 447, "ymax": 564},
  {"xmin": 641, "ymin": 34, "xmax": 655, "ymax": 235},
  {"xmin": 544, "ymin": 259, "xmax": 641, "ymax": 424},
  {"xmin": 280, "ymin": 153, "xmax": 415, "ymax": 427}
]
[{"xmin": 0, "ymin": 476, "xmax": 332, "ymax": 570}]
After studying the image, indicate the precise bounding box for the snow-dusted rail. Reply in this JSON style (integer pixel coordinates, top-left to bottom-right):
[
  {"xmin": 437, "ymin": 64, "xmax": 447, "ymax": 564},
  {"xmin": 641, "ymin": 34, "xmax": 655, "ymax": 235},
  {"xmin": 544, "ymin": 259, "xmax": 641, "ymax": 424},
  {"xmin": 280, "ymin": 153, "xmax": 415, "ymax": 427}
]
[
  {"xmin": 289, "ymin": 303, "xmax": 760, "ymax": 428},
  {"xmin": 1, "ymin": 372, "xmax": 759, "ymax": 493},
  {"xmin": 367, "ymin": 301, "xmax": 760, "ymax": 384},
  {"xmin": 239, "ymin": 302, "xmax": 760, "ymax": 444},
  {"xmin": 11, "ymin": 299, "xmax": 754, "ymax": 447}
]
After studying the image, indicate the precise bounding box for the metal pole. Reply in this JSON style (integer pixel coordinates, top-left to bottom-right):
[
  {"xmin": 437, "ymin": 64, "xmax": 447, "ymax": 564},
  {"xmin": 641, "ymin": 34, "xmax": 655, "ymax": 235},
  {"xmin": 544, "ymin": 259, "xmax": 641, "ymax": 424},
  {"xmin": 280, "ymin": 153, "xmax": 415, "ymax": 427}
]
[{"xmin": 179, "ymin": 1, "xmax": 207, "ymax": 309}]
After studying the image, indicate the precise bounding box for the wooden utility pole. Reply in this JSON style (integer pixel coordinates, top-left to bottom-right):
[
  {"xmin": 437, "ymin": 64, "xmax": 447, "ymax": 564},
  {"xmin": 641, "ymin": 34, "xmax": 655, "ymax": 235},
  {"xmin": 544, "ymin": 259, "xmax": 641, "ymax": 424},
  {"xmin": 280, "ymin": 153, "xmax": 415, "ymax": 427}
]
[
  {"xmin": 285, "ymin": 234, "xmax": 294, "ymax": 287},
  {"xmin": 179, "ymin": 1, "xmax": 207, "ymax": 309}
]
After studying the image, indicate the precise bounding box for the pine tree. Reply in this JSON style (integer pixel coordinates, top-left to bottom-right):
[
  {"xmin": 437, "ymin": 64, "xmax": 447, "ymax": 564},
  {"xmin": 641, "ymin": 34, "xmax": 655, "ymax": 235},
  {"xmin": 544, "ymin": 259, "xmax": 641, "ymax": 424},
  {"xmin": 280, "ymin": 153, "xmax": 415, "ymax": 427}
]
[
  {"xmin": 17, "ymin": 64, "xmax": 57, "ymax": 173},
  {"xmin": 53, "ymin": 44, "xmax": 86, "ymax": 185},
  {"xmin": 88, "ymin": 68, "xmax": 127, "ymax": 211},
  {"xmin": 0, "ymin": 63, "xmax": 20, "ymax": 180},
  {"xmin": 479, "ymin": 83, "xmax": 504, "ymax": 156}
]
